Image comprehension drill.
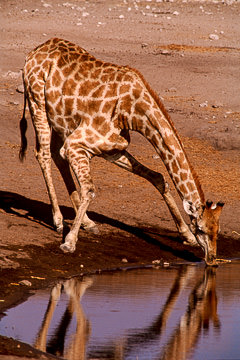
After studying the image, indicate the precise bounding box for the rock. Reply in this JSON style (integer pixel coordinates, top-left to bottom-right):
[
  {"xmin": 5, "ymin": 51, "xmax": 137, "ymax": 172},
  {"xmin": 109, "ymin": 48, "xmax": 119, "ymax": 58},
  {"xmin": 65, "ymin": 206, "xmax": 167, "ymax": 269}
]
[
  {"xmin": 4, "ymin": 71, "xmax": 21, "ymax": 79},
  {"xmin": 199, "ymin": 101, "xmax": 208, "ymax": 107},
  {"xmin": 153, "ymin": 49, "xmax": 171, "ymax": 56},
  {"xmin": 209, "ymin": 34, "xmax": 219, "ymax": 40},
  {"xmin": 212, "ymin": 102, "xmax": 223, "ymax": 108},
  {"xmin": 19, "ymin": 280, "xmax": 32, "ymax": 286},
  {"xmin": 16, "ymin": 84, "xmax": 24, "ymax": 93}
]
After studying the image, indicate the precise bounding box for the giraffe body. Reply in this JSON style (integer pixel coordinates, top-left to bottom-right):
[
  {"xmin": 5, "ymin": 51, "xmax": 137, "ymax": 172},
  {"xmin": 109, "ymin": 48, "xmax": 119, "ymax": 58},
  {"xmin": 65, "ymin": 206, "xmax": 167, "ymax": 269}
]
[{"xmin": 20, "ymin": 38, "xmax": 224, "ymax": 265}]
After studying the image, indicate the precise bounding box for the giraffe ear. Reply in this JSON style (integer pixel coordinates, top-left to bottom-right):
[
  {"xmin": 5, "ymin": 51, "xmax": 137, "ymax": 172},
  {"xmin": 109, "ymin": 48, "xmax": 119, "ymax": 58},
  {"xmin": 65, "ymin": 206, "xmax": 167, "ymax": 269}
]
[{"xmin": 183, "ymin": 199, "xmax": 198, "ymax": 217}]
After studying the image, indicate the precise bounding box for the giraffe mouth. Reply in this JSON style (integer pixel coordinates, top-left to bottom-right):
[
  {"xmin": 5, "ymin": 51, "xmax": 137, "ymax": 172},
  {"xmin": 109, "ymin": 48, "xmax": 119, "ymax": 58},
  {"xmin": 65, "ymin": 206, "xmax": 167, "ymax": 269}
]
[{"xmin": 205, "ymin": 255, "xmax": 218, "ymax": 267}]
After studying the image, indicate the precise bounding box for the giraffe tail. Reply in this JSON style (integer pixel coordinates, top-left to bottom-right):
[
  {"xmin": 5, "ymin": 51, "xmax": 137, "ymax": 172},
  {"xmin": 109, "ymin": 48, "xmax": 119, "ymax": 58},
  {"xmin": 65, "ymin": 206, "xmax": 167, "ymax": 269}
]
[{"xmin": 19, "ymin": 90, "xmax": 28, "ymax": 162}]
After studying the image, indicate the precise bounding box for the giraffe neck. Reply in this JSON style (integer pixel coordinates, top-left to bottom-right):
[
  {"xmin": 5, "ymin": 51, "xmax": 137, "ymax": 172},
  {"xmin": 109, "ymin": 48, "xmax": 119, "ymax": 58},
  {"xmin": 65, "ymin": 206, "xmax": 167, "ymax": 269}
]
[{"xmin": 131, "ymin": 95, "xmax": 204, "ymax": 207}]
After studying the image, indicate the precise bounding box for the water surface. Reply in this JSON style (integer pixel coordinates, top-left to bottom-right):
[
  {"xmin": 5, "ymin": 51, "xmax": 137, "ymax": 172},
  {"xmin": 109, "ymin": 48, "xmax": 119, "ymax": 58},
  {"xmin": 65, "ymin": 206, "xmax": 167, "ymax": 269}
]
[{"xmin": 1, "ymin": 261, "xmax": 240, "ymax": 359}]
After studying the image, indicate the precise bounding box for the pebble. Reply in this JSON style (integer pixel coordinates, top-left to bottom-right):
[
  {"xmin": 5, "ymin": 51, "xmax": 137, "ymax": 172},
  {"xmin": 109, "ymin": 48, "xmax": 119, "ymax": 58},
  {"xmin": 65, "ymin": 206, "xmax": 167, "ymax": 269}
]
[
  {"xmin": 4, "ymin": 71, "xmax": 21, "ymax": 79},
  {"xmin": 199, "ymin": 101, "xmax": 208, "ymax": 108},
  {"xmin": 122, "ymin": 258, "xmax": 128, "ymax": 263},
  {"xmin": 209, "ymin": 34, "xmax": 219, "ymax": 40},
  {"xmin": 16, "ymin": 84, "xmax": 24, "ymax": 93},
  {"xmin": 19, "ymin": 280, "xmax": 32, "ymax": 286},
  {"xmin": 167, "ymin": 87, "xmax": 177, "ymax": 92},
  {"xmin": 153, "ymin": 49, "xmax": 171, "ymax": 56},
  {"xmin": 9, "ymin": 101, "xmax": 19, "ymax": 106},
  {"xmin": 152, "ymin": 259, "xmax": 162, "ymax": 265},
  {"xmin": 212, "ymin": 102, "xmax": 223, "ymax": 108}
]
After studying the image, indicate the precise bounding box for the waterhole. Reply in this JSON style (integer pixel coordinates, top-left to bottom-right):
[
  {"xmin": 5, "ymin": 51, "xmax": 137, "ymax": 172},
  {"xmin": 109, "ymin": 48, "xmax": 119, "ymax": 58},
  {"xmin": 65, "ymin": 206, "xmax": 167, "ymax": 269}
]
[{"xmin": 1, "ymin": 261, "xmax": 240, "ymax": 359}]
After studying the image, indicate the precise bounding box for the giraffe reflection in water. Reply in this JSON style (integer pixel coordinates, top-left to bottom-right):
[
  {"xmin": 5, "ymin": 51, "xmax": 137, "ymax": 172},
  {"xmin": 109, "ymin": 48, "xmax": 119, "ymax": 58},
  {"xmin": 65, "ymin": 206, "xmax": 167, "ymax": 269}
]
[
  {"xmin": 35, "ymin": 267, "xmax": 219, "ymax": 360},
  {"xmin": 35, "ymin": 266, "xmax": 220, "ymax": 360},
  {"xmin": 160, "ymin": 267, "xmax": 219, "ymax": 360},
  {"xmin": 35, "ymin": 277, "xmax": 92, "ymax": 360}
]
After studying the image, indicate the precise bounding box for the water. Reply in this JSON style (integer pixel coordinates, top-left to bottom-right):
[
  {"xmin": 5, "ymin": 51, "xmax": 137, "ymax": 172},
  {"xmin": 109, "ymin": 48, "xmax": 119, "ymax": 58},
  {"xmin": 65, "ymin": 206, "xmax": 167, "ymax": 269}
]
[{"xmin": 1, "ymin": 261, "xmax": 240, "ymax": 360}]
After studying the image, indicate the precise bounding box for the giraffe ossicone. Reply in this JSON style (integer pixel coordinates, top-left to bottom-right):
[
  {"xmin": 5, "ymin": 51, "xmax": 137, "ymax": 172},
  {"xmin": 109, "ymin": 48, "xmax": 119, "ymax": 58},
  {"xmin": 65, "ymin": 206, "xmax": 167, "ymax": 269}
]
[{"xmin": 19, "ymin": 38, "xmax": 224, "ymax": 266}]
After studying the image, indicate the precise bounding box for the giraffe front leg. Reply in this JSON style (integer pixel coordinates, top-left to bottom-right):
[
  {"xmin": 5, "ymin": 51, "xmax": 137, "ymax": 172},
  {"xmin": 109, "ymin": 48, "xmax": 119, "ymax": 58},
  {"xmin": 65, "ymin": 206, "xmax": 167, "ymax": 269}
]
[
  {"xmin": 162, "ymin": 187, "xmax": 198, "ymax": 246},
  {"xmin": 109, "ymin": 151, "xmax": 198, "ymax": 246},
  {"xmin": 60, "ymin": 144, "xmax": 95, "ymax": 253},
  {"xmin": 51, "ymin": 130, "xmax": 98, "ymax": 234}
]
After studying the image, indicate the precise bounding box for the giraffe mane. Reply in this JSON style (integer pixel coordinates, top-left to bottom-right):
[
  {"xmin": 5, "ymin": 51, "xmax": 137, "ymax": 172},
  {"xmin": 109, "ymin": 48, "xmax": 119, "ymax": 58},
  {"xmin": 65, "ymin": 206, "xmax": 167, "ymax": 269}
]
[{"xmin": 126, "ymin": 66, "xmax": 205, "ymax": 204}]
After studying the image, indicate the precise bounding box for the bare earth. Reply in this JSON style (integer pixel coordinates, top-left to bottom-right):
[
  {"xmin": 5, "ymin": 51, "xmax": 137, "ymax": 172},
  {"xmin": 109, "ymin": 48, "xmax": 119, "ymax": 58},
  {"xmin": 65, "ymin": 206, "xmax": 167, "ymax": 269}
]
[{"xmin": 0, "ymin": 0, "xmax": 240, "ymax": 358}]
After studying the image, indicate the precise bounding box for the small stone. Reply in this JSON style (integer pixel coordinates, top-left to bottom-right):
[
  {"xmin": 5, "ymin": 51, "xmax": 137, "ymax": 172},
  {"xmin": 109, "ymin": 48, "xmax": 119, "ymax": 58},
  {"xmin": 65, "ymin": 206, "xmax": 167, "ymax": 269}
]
[
  {"xmin": 4, "ymin": 71, "xmax": 21, "ymax": 79},
  {"xmin": 168, "ymin": 87, "xmax": 177, "ymax": 92},
  {"xmin": 199, "ymin": 101, "xmax": 208, "ymax": 108},
  {"xmin": 152, "ymin": 259, "xmax": 162, "ymax": 265},
  {"xmin": 119, "ymin": 14, "xmax": 124, "ymax": 19},
  {"xmin": 173, "ymin": 11, "xmax": 179, "ymax": 16},
  {"xmin": 122, "ymin": 258, "xmax": 128, "ymax": 263},
  {"xmin": 154, "ymin": 49, "xmax": 170, "ymax": 56},
  {"xmin": 19, "ymin": 280, "xmax": 32, "ymax": 286},
  {"xmin": 212, "ymin": 102, "xmax": 223, "ymax": 108},
  {"xmin": 161, "ymin": 49, "xmax": 171, "ymax": 55},
  {"xmin": 209, "ymin": 34, "xmax": 219, "ymax": 40},
  {"xmin": 16, "ymin": 84, "xmax": 24, "ymax": 93},
  {"xmin": 9, "ymin": 101, "xmax": 19, "ymax": 106}
]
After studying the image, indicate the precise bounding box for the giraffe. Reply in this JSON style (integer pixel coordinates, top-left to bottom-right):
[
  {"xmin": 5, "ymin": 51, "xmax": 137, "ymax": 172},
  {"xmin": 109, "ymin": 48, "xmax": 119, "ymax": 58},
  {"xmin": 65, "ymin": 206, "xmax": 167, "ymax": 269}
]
[{"xmin": 19, "ymin": 38, "xmax": 224, "ymax": 266}]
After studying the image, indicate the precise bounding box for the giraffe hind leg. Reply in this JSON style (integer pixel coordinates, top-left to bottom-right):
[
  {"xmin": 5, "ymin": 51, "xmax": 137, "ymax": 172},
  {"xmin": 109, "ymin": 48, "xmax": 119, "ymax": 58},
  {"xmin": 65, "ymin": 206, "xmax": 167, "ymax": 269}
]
[
  {"xmin": 28, "ymin": 104, "xmax": 65, "ymax": 233},
  {"xmin": 51, "ymin": 130, "xmax": 98, "ymax": 233}
]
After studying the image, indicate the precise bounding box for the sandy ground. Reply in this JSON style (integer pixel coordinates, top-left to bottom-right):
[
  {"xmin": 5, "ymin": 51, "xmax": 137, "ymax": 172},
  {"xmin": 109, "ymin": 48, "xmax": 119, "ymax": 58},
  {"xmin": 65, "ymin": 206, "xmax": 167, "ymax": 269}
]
[{"xmin": 0, "ymin": 0, "xmax": 240, "ymax": 358}]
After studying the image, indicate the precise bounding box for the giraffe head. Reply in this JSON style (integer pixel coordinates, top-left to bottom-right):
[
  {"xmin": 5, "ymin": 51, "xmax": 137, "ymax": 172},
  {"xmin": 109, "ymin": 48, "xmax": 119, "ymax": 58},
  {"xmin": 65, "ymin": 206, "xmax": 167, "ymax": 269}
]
[{"xmin": 183, "ymin": 200, "xmax": 224, "ymax": 266}]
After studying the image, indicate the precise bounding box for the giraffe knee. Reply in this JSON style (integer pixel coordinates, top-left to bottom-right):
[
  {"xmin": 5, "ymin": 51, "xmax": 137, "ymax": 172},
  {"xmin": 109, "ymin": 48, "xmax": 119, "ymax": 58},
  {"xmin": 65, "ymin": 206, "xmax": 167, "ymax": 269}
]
[
  {"xmin": 60, "ymin": 145, "xmax": 67, "ymax": 160},
  {"xmin": 83, "ymin": 184, "xmax": 96, "ymax": 201}
]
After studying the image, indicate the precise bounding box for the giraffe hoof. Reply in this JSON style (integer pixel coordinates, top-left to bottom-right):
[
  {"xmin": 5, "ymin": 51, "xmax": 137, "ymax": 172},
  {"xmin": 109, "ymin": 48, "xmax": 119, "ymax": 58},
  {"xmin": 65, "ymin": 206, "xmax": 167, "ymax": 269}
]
[
  {"xmin": 60, "ymin": 242, "xmax": 76, "ymax": 253},
  {"xmin": 83, "ymin": 225, "xmax": 100, "ymax": 235},
  {"xmin": 56, "ymin": 220, "xmax": 68, "ymax": 234},
  {"xmin": 56, "ymin": 226, "xmax": 63, "ymax": 234}
]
